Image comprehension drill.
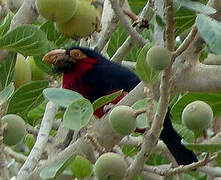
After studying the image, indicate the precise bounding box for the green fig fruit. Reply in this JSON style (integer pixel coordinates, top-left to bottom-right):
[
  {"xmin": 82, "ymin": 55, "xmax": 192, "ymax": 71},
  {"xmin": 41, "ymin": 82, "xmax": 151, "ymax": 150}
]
[
  {"xmin": 36, "ymin": 0, "xmax": 77, "ymax": 23},
  {"xmin": 109, "ymin": 105, "xmax": 136, "ymax": 136},
  {"xmin": 182, "ymin": 101, "xmax": 213, "ymax": 138},
  {"xmin": 2, "ymin": 114, "xmax": 26, "ymax": 146},
  {"xmin": 94, "ymin": 152, "xmax": 127, "ymax": 180},
  {"xmin": 56, "ymin": 0, "xmax": 100, "ymax": 39},
  {"xmin": 146, "ymin": 46, "xmax": 171, "ymax": 71}
]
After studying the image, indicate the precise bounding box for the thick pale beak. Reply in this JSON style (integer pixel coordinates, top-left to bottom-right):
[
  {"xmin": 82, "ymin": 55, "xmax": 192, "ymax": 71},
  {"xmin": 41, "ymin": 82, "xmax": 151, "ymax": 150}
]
[{"xmin": 43, "ymin": 49, "xmax": 72, "ymax": 66}]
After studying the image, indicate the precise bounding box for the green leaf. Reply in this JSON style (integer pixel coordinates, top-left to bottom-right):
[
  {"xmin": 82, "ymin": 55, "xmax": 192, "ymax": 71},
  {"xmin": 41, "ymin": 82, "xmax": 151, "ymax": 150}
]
[
  {"xmin": 7, "ymin": 80, "xmax": 48, "ymax": 119},
  {"xmin": 171, "ymin": 92, "xmax": 221, "ymax": 124},
  {"xmin": 107, "ymin": 23, "xmax": 126, "ymax": 59},
  {"xmin": 132, "ymin": 98, "xmax": 158, "ymax": 129},
  {"xmin": 40, "ymin": 21, "xmax": 61, "ymax": 42},
  {"xmin": 0, "ymin": 83, "xmax": 14, "ymax": 106},
  {"xmin": 0, "ymin": 24, "xmax": 55, "ymax": 56},
  {"xmin": 173, "ymin": 123, "xmax": 194, "ymax": 143},
  {"xmin": 155, "ymin": 14, "xmax": 166, "ymax": 29},
  {"xmin": 169, "ymin": 94, "xmax": 180, "ymax": 108},
  {"xmin": 216, "ymin": 151, "xmax": 221, "ymax": 166},
  {"xmin": 33, "ymin": 55, "xmax": 53, "ymax": 75},
  {"xmin": 128, "ymin": 0, "xmax": 147, "ymax": 14},
  {"xmin": 92, "ymin": 90, "xmax": 123, "ymax": 111},
  {"xmin": 0, "ymin": 14, "xmax": 12, "ymax": 37},
  {"xmin": 70, "ymin": 155, "xmax": 92, "ymax": 178},
  {"xmin": 177, "ymin": 0, "xmax": 216, "ymax": 14},
  {"xmin": 184, "ymin": 143, "xmax": 221, "ymax": 153},
  {"xmin": 107, "ymin": 23, "xmax": 143, "ymax": 61},
  {"xmin": 146, "ymin": 152, "xmax": 170, "ymax": 165},
  {"xmin": 121, "ymin": 146, "xmax": 139, "ymax": 157},
  {"xmin": 174, "ymin": 7, "xmax": 196, "ymax": 36},
  {"xmin": 135, "ymin": 43, "xmax": 160, "ymax": 83},
  {"xmin": 27, "ymin": 100, "xmax": 47, "ymax": 126},
  {"xmin": 196, "ymin": 14, "xmax": 221, "ymax": 55},
  {"xmin": 40, "ymin": 21, "xmax": 68, "ymax": 47},
  {"xmin": 40, "ymin": 155, "xmax": 76, "ymax": 179},
  {"xmin": 63, "ymin": 98, "xmax": 93, "ymax": 131},
  {"xmin": 0, "ymin": 52, "xmax": 16, "ymax": 90},
  {"xmin": 43, "ymin": 88, "xmax": 83, "ymax": 107},
  {"xmin": 24, "ymin": 134, "xmax": 35, "ymax": 151}
]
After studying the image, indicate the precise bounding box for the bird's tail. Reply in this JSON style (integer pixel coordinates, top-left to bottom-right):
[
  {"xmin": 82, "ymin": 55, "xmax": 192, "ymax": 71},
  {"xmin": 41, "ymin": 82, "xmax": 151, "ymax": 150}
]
[{"xmin": 160, "ymin": 109, "xmax": 198, "ymax": 165}]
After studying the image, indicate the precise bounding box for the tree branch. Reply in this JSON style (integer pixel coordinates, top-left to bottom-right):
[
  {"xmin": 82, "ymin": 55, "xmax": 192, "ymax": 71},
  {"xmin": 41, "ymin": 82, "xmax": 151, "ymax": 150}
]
[
  {"xmin": 111, "ymin": 1, "xmax": 154, "ymax": 62},
  {"xmin": 0, "ymin": 0, "xmax": 38, "ymax": 64},
  {"xmin": 92, "ymin": 0, "xmax": 119, "ymax": 52},
  {"xmin": 165, "ymin": 0, "xmax": 174, "ymax": 51},
  {"xmin": 30, "ymin": 137, "xmax": 95, "ymax": 179},
  {"xmin": 17, "ymin": 101, "xmax": 58, "ymax": 180},
  {"xmin": 109, "ymin": 0, "xmax": 147, "ymax": 47}
]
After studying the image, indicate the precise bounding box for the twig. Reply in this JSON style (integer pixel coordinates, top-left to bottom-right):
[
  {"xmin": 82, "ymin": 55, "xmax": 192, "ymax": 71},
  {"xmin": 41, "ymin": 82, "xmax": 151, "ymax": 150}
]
[
  {"xmin": 4, "ymin": 146, "xmax": 27, "ymax": 163},
  {"xmin": 111, "ymin": 1, "xmax": 154, "ymax": 62},
  {"xmin": 109, "ymin": 0, "xmax": 147, "ymax": 47},
  {"xmin": 123, "ymin": 9, "xmax": 138, "ymax": 22},
  {"xmin": 143, "ymin": 154, "xmax": 216, "ymax": 176},
  {"xmin": 174, "ymin": 26, "xmax": 198, "ymax": 58},
  {"xmin": 30, "ymin": 136, "xmax": 95, "ymax": 179},
  {"xmin": 120, "ymin": 135, "xmax": 143, "ymax": 147},
  {"xmin": 0, "ymin": 108, "xmax": 9, "ymax": 180},
  {"xmin": 133, "ymin": 108, "xmax": 147, "ymax": 117},
  {"xmin": 199, "ymin": 165, "xmax": 221, "ymax": 177},
  {"xmin": 144, "ymin": 85, "xmax": 154, "ymax": 130},
  {"xmin": 10, "ymin": 0, "xmax": 38, "ymax": 31},
  {"xmin": 86, "ymin": 134, "xmax": 106, "ymax": 155},
  {"xmin": 153, "ymin": 0, "xmax": 164, "ymax": 46},
  {"xmin": 93, "ymin": 0, "xmax": 119, "ymax": 52},
  {"xmin": 125, "ymin": 1, "xmax": 175, "ymax": 177},
  {"xmin": 0, "ymin": 0, "xmax": 7, "ymax": 19},
  {"xmin": 165, "ymin": 0, "xmax": 174, "ymax": 51},
  {"xmin": 17, "ymin": 101, "xmax": 58, "ymax": 180}
]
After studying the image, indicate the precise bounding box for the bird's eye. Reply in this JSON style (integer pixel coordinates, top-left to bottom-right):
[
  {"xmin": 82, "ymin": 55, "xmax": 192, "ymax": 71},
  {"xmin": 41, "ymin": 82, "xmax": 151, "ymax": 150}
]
[
  {"xmin": 70, "ymin": 49, "xmax": 86, "ymax": 60},
  {"xmin": 74, "ymin": 52, "xmax": 80, "ymax": 57}
]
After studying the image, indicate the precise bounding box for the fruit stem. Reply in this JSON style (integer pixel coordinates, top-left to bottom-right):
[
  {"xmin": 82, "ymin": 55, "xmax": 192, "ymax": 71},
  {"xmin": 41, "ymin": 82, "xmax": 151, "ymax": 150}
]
[
  {"xmin": 203, "ymin": 129, "xmax": 208, "ymax": 139},
  {"xmin": 123, "ymin": 9, "xmax": 138, "ymax": 22},
  {"xmin": 133, "ymin": 108, "xmax": 147, "ymax": 118}
]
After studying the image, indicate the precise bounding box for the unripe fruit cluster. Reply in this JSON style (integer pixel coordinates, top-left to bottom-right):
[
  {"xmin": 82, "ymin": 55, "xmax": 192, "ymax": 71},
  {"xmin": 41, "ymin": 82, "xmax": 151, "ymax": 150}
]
[
  {"xmin": 94, "ymin": 152, "xmax": 127, "ymax": 180},
  {"xmin": 2, "ymin": 114, "xmax": 26, "ymax": 146},
  {"xmin": 36, "ymin": 0, "xmax": 101, "ymax": 39},
  {"xmin": 146, "ymin": 46, "xmax": 171, "ymax": 71}
]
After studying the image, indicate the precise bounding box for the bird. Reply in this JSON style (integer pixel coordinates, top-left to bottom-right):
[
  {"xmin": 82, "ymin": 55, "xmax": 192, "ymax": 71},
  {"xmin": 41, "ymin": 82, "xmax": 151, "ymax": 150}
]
[{"xmin": 43, "ymin": 46, "xmax": 198, "ymax": 165}]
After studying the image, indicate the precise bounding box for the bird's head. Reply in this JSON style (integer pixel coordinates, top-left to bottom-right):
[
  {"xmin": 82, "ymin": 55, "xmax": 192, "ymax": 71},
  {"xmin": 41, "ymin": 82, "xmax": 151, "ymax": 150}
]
[{"xmin": 43, "ymin": 46, "xmax": 101, "ymax": 73}]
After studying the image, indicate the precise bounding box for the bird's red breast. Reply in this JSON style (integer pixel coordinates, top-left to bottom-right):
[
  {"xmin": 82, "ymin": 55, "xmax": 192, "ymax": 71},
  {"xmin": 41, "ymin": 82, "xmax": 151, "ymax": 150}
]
[{"xmin": 62, "ymin": 57, "xmax": 97, "ymax": 99}]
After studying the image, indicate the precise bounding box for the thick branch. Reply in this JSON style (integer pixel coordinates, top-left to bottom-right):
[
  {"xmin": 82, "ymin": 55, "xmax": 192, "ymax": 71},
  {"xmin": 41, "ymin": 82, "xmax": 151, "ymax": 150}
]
[
  {"xmin": 17, "ymin": 102, "xmax": 58, "ymax": 180},
  {"xmin": 171, "ymin": 62, "xmax": 221, "ymax": 93},
  {"xmin": 30, "ymin": 137, "xmax": 95, "ymax": 179},
  {"xmin": 10, "ymin": 0, "xmax": 38, "ymax": 31}
]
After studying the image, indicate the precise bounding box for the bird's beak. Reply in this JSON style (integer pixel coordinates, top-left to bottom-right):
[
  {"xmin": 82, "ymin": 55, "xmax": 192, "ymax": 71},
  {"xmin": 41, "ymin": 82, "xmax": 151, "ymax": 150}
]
[{"xmin": 43, "ymin": 49, "xmax": 73, "ymax": 67}]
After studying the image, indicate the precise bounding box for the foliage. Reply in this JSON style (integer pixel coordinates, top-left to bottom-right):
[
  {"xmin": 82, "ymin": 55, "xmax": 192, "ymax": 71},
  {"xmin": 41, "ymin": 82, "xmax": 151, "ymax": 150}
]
[{"xmin": 0, "ymin": 0, "xmax": 221, "ymax": 179}]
